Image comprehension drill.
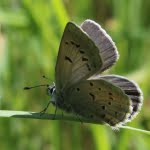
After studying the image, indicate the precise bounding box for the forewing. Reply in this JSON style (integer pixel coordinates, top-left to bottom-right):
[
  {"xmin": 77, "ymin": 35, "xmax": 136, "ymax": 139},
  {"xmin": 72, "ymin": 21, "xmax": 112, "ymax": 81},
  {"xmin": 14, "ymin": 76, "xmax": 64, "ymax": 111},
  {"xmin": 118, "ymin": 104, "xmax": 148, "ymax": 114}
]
[
  {"xmin": 66, "ymin": 79, "xmax": 132, "ymax": 127},
  {"xmin": 55, "ymin": 22, "xmax": 102, "ymax": 91}
]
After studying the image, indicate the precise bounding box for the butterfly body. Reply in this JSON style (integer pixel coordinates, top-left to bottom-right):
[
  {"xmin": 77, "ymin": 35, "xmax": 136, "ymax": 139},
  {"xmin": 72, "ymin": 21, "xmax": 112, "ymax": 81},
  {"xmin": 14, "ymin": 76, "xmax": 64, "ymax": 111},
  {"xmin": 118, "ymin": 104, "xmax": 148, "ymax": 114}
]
[{"xmin": 47, "ymin": 19, "xmax": 143, "ymax": 128}]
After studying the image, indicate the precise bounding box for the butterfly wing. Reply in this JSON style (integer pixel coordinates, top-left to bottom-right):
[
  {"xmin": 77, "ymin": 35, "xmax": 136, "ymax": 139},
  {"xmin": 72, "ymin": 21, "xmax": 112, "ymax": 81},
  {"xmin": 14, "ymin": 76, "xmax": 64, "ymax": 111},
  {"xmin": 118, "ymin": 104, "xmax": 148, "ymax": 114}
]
[
  {"xmin": 54, "ymin": 20, "xmax": 143, "ymax": 127},
  {"xmin": 55, "ymin": 20, "xmax": 118, "ymax": 92},
  {"xmin": 64, "ymin": 79, "xmax": 132, "ymax": 127},
  {"xmin": 81, "ymin": 19, "xmax": 119, "ymax": 73},
  {"xmin": 55, "ymin": 22, "xmax": 102, "ymax": 91},
  {"xmin": 99, "ymin": 75, "xmax": 143, "ymax": 120}
]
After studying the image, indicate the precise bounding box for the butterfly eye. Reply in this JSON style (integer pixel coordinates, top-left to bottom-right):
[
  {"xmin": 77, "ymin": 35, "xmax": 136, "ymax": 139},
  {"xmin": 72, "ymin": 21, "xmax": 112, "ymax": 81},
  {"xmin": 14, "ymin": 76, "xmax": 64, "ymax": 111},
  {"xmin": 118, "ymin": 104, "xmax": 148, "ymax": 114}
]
[
  {"xmin": 47, "ymin": 86, "xmax": 55, "ymax": 95},
  {"xmin": 50, "ymin": 88, "xmax": 54, "ymax": 94}
]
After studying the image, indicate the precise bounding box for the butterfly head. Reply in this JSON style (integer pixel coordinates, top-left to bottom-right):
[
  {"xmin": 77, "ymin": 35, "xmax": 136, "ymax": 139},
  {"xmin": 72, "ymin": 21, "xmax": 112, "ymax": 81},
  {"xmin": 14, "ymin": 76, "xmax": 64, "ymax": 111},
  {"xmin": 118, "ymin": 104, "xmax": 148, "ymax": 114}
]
[{"xmin": 47, "ymin": 83, "xmax": 56, "ymax": 96}]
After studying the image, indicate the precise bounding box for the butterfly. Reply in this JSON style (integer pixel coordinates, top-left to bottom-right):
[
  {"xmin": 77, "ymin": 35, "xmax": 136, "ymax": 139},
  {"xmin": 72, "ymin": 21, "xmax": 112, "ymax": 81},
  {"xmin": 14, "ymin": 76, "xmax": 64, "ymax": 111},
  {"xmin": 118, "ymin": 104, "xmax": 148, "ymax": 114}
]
[{"xmin": 26, "ymin": 19, "xmax": 143, "ymax": 128}]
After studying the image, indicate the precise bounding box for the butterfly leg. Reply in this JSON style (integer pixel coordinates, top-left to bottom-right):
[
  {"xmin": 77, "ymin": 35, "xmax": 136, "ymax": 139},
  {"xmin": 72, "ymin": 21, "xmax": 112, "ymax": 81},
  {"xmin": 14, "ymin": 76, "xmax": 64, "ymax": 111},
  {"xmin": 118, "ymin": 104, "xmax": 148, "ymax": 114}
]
[
  {"xmin": 53, "ymin": 103, "xmax": 58, "ymax": 119},
  {"xmin": 40, "ymin": 100, "xmax": 52, "ymax": 115},
  {"xmin": 61, "ymin": 111, "xmax": 64, "ymax": 117},
  {"xmin": 68, "ymin": 104, "xmax": 83, "ymax": 124},
  {"xmin": 75, "ymin": 113, "xmax": 83, "ymax": 124}
]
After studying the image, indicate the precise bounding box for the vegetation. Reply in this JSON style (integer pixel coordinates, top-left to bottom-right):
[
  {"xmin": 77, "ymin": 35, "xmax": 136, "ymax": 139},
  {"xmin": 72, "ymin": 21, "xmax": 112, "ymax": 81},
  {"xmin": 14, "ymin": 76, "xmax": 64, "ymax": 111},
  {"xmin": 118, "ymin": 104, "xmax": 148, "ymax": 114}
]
[{"xmin": 0, "ymin": 0, "xmax": 150, "ymax": 149}]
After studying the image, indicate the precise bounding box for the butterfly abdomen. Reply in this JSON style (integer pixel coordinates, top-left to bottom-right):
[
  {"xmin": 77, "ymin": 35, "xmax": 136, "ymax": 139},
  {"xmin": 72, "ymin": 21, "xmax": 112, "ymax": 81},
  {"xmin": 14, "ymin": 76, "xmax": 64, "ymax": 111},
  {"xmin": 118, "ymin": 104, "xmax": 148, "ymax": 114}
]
[{"xmin": 54, "ymin": 91, "xmax": 74, "ymax": 113}]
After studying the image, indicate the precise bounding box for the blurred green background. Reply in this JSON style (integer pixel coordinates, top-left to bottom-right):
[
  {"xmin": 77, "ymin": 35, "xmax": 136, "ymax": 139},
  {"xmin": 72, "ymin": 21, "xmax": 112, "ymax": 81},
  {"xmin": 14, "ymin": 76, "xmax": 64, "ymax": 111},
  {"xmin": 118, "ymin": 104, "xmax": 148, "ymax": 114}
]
[{"xmin": 0, "ymin": 0, "xmax": 150, "ymax": 150}]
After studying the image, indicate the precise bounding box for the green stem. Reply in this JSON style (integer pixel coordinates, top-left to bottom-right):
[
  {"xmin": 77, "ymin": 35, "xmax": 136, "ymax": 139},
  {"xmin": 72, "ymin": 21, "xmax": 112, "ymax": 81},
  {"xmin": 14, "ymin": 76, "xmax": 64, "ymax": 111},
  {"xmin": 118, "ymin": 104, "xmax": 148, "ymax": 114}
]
[
  {"xmin": 0, "ymin": 110, "xmax": 149, "ymax": 135},
  {"xmin": 120, "ymin": 126, "xmax": 150, "ymax": 135}
]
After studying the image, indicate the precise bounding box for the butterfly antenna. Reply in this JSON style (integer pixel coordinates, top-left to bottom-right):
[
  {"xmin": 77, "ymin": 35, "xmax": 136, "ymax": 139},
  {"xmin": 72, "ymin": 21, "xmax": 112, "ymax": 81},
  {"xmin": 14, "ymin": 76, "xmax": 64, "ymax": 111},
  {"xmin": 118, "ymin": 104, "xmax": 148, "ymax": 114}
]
[
  {"xmin": 42, "ymin": 75, "xmax": 55, "ymax": 86},
  {"xmin": 24, "ymin": 84, "xmax": 49, "ymax": 90},
  {"xmin": 42, "ymin": 75, "xmax": 49, "ymax": 80}
]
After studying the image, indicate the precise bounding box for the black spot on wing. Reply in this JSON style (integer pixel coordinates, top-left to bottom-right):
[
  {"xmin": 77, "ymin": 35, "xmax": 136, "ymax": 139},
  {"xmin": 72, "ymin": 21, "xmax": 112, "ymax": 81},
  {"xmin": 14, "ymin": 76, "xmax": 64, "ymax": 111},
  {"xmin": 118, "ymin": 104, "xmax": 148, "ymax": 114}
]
[
  {"xmin": 76, "ymin": 88, "xmax": 80, "ymax": 91},
  {"xmin": 90, "ymin": 82, "xmax": 93, "ymax": 86},
  {"xmin": 65, "ymin": 41, "xmax": 69, "ymax": 45},
  {"xmin": 70, "ymin": 41, "xmax": 75, "ymax": 45},
  {"xmin": 109, "ymin": 97, "xmax": 113, "ymax": 100},
  {"xmin": 89, "ymin": 93, "xmax": 95, "ymax": 101},
  {"xmin": 82, "ymin": 57, "xmax": 88, "ymax": 61},
  {"xmin": 65, "ymin": 56, "xmax": 73, "ymax": 63},
  {"xmin": 115, "ymin": 112, "xmax": 118, "ymax": 116},
  {"xmin": 108, "ymin": 102, "xmax": 111, "ymax": 105},
  {"xmin": 102, "ymin": 106, "xmax": 106, "ymax": 110},
  {"xmin": 79, "ymin": 50, "xmax": 84, "ymax": 54},
  {"xmin": 86, "ymin": 64, "xmax": 91, "ymax": 71},
  {"xmin": 101, "ymin": 114, "xmax": 106, "ymax": 118},
  {"xmin": 70, "ymin": 41, "xmax": 80, "ymax": 48},
  {"xmin": 76, "ymin": 44, "xmax": 80, "ymax": 48},
  {"xmin": 109, "ymin": 92, "xmax": 112, "ymax": 96}
]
